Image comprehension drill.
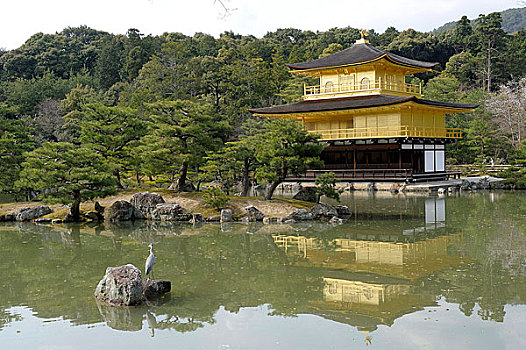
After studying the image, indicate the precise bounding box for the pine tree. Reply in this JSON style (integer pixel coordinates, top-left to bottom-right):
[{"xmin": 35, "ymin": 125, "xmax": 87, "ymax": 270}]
[
  {"xmin": 17, "ymin": 143, "xmax": 116, "ymax": 220},
  {"xmin": 141, "ymin": 100, "xmax": 228, "ymax": 191},
  {"xmin": 255, "ymin": 119, "xmax": 323, "ymax": 200}
]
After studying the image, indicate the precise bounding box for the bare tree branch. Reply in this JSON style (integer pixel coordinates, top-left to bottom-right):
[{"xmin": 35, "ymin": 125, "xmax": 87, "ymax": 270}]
[{"xmin": 214, "ymin": 0, "xmax": 237, "ymax": 19}]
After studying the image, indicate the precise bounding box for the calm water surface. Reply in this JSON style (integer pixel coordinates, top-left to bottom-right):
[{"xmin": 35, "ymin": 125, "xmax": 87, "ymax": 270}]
[{"xmin": 1, "ymin": 191, "xmax": 526, "ymax": 349}]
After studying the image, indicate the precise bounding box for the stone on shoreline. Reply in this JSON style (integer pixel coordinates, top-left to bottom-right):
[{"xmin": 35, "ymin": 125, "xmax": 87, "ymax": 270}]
[
  {"xmin": 191, "ymin": 213, "xmax": 204, "ymax": 223},
  {"xmin": 95, "ymin": 201, "xmax": 105, "ymax": 214},
  {"xmin": 86, "ymin": 211, "xmax": 104, "ymax": 222},
  {"xmin": 263, "ymin": 217, "xmax": 280, "ymax": 224},
  {"xmin": 220, "ymin": 209, "xmax": 233, "ymax": 223},
  {"xmin": 309, "ymin": 204, "xmax": 338, "ymax": 221},
  {"xmin": 329, "ymin": 216, "xmax": 344, "ymax": 224},
  {"xmin": 151, "ymin": 203, "xmax": 190, "ymax": 221},
  {"xmin": 286, "ymin": 209, "xmax": 312, "ymax": 221},
  {"xmin": 105, "ymin": 200, "xmax": 138, "ymax": 222},
  {"xmin": 335, "ymin": 205, "xmax": 351, "ymax": 217},
  {"xmin": 35, "ymin": 217, "xmax": 52, "ymax": 224},
  {"xmin": 292, "ymin": 187, "xmax": 318, "ymax": 203},
  {"xmin": 130, "ymin": 192, "xmax": 165, "ymax": 219},
  {"xmin": 0, "ymin": 214, "xmax": 15, "ymax": 222},
  {"xmin": 15, "ymin": 205, "xmax": 52, "ymax": 221},
  {"xmin": 206, "ymin": 215, "xmax": 221, "ymax": 222},
  {"xmin": 244, "ymin": 205, "xmax": 264, "ymax": 221}
]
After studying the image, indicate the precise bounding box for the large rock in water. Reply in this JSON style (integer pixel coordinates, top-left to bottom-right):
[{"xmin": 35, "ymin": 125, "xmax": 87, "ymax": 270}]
[
  {"xmin": 130, "ymin": 192, "xmax": 165, "ymax": 219},
  {"xmin": 15, "ymin": 205, "xmax": 52, "ymax": 221},
  {"xmin": 94, "ymin": 264, "xmax": 143, "ymax": 306},
  {"xmin": 143, "ymin": 279, "xmax": 171, "ymax": 299},
  {"xmin": 104, "ymin": 200, "xmax": 138, "ymax": 222},
  {"xmin": 310, "ymin": 203, "xmax": 338, "ymax": 221},
  {"xmin": 292, "ymin": 187, "xmax": 318, "ymax": 203}
]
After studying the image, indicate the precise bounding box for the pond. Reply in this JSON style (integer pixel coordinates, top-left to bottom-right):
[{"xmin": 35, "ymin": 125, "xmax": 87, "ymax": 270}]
[{"xmin": 1, "ymin": 191, "xmax": 526, "ymax": 349}]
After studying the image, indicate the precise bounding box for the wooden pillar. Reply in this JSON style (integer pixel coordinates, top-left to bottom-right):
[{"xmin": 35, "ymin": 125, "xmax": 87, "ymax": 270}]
[
  {"xmin": 399, "ymin": 147, "xmax": 402, "ymax": 169},
  {"xmin": 353, "ymin": 149, "xmax": 356, "ymax": 177}
]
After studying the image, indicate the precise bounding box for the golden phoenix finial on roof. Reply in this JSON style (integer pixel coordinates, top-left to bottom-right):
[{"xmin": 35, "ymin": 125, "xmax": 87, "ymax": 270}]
[{"xmin": 360, "ymin": 28, "xmax": 368, "ymax": 39}]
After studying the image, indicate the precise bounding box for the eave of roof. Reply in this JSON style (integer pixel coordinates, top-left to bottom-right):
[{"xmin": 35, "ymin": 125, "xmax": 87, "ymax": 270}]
[{"xmin": 248, "ymin": 95, "xmax": 479, "ymax": 115}]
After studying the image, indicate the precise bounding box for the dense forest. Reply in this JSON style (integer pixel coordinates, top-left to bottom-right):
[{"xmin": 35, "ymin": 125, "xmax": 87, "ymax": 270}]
[{"xmin": 2, "ymin": 10, "xmax": 526, "ymax": 210}]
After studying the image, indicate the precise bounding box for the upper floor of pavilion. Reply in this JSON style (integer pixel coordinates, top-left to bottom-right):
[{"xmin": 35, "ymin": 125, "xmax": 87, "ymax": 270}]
[{"xmin": 289, "ymin": 32, "xmax": 438, "ymax": 100}]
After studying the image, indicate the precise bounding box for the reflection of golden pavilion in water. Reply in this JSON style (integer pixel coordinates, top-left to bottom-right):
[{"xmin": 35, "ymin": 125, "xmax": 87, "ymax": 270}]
[
  {"xmin": 273, "ymin": 221, "xmax": 464, "ymax": 330},
  {"xmin": 273, "ymin": 233, "xmax": 462, "ymax": 280}
]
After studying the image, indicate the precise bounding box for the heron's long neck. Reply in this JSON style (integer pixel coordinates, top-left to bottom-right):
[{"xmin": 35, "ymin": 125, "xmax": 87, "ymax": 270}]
[{"xmin": 150, "ymin": 247, "xmax": 154, "ymax": 255}]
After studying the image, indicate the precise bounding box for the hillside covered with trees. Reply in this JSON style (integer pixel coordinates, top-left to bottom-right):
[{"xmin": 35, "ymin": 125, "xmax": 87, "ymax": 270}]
[
  {"xmin": 433, "ymin": 6, "xmax": 526, "ymax": 34},
  {"xmin": 2, "ymin": 9, "xmax": 526, "ymax": 207}
]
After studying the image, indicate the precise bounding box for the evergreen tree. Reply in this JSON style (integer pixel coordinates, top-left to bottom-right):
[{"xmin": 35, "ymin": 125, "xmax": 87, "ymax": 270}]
[
  {"xmin": 94, "ymin": 36, "xmax": 125, "ymax": 90},
  {"xmin": 0, "ymin": 106, "xmax": 34, "ymax": 194},
  {"xmin": 203, "ymin": 119, "xmax": 263, "ymax": 196},
  {"xmin": 255, "ymin": 119, "xmax": 323, "ymax": 200},
  {"xmin": 17, "ymin": 142, "xmax": 116, "ymax": 220},
  {"xmin": 452, "ymin": 16, "xmax": 474, "ymax": 53},
  {"xmin": 141, "ymin": 100, "xmax": 228, "ymax": 191},
  {"xmin": 68, "ymin": 103, "xmax": 147, "ymax": 188},
  {"xmin": 473, "ymin": 13, "xmax": 507, "ymax": 92}
]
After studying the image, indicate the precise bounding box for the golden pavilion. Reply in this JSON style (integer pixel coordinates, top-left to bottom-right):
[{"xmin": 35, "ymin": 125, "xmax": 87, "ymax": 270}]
[{"xmin": 250, "ymin": 31, "xmax": 477, "ymax": 182}]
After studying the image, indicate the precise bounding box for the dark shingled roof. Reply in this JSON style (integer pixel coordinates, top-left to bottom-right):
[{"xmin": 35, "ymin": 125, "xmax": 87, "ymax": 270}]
[
  {"xmin": 249, "ymin": 95, "xmax": 478, "ymax": 115},
  {"xmin": 287, "ymin": 43, "xmax": 438, "ymax": 70}
]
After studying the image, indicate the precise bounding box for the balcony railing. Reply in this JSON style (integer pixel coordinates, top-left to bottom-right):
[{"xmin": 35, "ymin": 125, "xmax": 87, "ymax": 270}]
[
  {"xmin": 309, "ymin": 126, "xmax": 462, "ymax": 140},
  {"xmin": 304, "ymin": 80, "xmax": 421, "ymax": 98},
  {"xmin": 286, "ymin": 169, "xmax": 462, "ymax": 182}
]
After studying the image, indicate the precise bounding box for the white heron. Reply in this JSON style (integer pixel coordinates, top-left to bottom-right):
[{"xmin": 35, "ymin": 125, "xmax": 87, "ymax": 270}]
[{"xmin": 145, "ymin": 243, "xmax": 156, "ymax": 279}]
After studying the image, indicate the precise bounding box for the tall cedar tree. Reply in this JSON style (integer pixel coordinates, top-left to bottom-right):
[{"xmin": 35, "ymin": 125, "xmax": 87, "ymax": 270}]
[
  {"xmin": 16, "ymin": 143, "xmax": 116, "ymax": 221},
  {"xmin": 473, "ymin": 13, "xmax": 507, "ymax": 92}
]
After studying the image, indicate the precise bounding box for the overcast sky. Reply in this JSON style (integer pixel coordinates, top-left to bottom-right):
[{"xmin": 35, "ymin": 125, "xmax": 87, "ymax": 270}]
[{"xmin": 0, "ymin": 0, "xmax": 523, "ymax": 50}]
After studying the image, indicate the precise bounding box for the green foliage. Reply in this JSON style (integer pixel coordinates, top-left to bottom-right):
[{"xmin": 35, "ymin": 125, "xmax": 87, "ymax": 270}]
[
  {"xmin": 254, "ymin": 119, "xmax": 323, "ymax": 200},
  {"xmin": 314, "ymin": 172, "xmax": 342, "ymax": 202},
  {"xmin": 0, "ymin": 106, "xmax": 34, "ymax": 193},
  {"xmin": 2, "ymin": 13, "xmax": 526, "ymax": 194},
  {"xmin": 444, "ymin": 52, "xmax": 478, "ymax": 90},
  {"xmin": 202, "ymin": 118, "xmax": 264, "ymax": 195},
  {"xmin": 0, "ymin": 26, "xmax": 109, "ymax": 81},
  {"xmin": 67, "ymin": 103, "xmax": 147, "ymax": 186},
  {"xmin": 319, "ymin": 43, "xmax": 343, "ymax": 58},
  {"xmin": 5, "ymin": 71, "xmax": 93, "ymax": 115},
  {"xmin": 423, "ymin": 75, "xmax": 462, "ymax": 102},
  {"xmin": 140, "ymin": 99, "xmax": 228, "ymax": 190},
  {"xmin": 201, "ymin": 186, "xmax": 230, "ymax": 211},
  {"xmin": 16, "ymin": 142, "xmax": 116, "ymax": 219},
  {"xmin": 94, "ymin": 36, "xmax": 125, "ymax": 90}
]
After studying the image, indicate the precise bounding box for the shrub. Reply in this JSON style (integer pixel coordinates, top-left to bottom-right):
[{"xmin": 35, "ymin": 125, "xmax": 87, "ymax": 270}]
[
  {"xmin": 202, "ymin": 187, "xmax": 230, "ymax": 211},
  {"xmin": 314, "ymin": 172, "xmax": 343, "ymax": 202}
]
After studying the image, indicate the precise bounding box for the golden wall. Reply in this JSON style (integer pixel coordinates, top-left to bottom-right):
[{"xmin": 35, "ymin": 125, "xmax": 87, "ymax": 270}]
[{"xmin": 296, "ymin": 104, "xmax": 453, "ymax": 140}]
